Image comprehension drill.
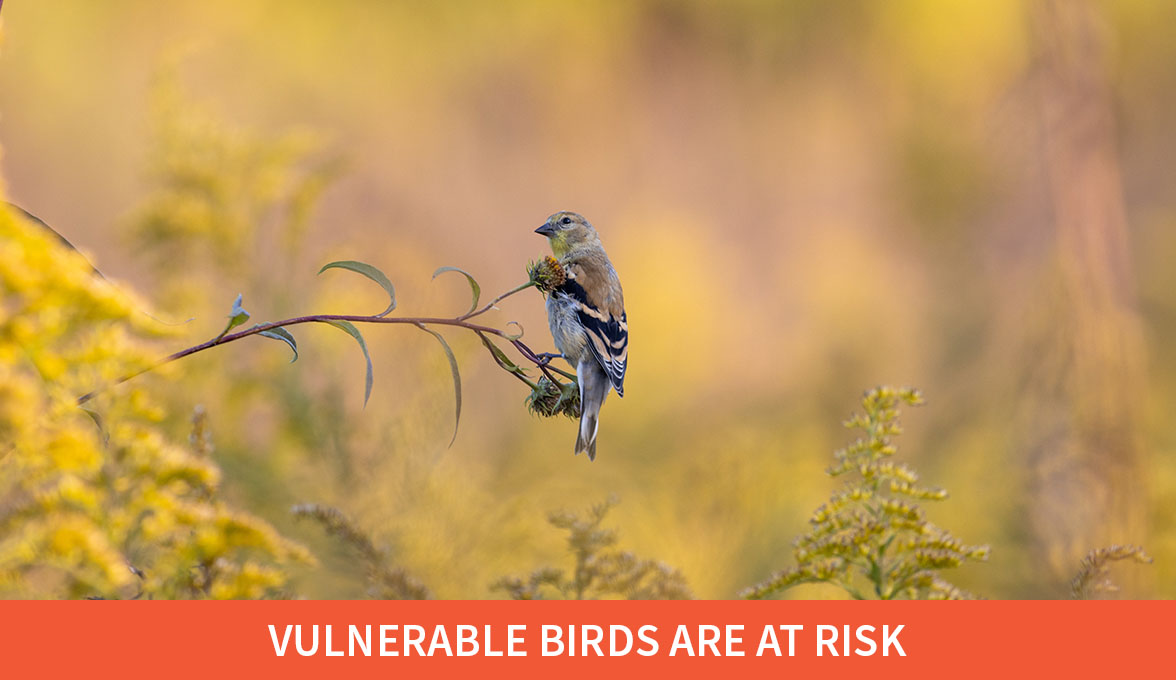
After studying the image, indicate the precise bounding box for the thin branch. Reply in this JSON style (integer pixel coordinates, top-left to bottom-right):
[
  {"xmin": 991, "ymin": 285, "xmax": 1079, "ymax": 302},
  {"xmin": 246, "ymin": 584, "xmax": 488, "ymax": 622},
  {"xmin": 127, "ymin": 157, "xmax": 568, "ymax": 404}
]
[
  {"xmin": 458, "ymin": 280, "xmax": 537, "ymax": 321},
  {"xmin": 77, "ymin": 280, "xmax": 562, "ymax": 405},
  {"xmin": 510, "ymin": 338, "xmax": 571, "ymax": 384}
]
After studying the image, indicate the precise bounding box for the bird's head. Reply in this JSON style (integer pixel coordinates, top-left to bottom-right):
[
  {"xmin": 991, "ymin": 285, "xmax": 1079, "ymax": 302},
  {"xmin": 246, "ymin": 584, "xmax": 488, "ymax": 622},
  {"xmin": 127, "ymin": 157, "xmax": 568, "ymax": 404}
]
[{"xmin": 535, "ymin": 211, "xmax": 598, "ymax": 257}]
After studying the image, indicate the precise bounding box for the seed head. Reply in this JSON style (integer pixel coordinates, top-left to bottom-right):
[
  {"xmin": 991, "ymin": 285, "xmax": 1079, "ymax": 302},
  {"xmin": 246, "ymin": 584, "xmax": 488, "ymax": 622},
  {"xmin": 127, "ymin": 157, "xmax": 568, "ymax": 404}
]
[
  {"xmin": 528, "ymin": 256, "xmax": 567, "ymax": 294},
  {"xmin": 526, "ymin": 376, "xmax": 580, "ymax": 419}
]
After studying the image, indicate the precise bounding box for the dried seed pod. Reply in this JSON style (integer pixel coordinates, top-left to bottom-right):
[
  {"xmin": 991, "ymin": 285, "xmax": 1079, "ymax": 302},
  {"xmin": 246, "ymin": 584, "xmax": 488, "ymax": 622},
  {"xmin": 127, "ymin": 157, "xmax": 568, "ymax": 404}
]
[
  {"xmin": 525, "ymin": 376, "xmax": 580, "ymax": 419},
  {"xmin": 527, "ymin": 256, "xmax": 567, "ymax": 294}
]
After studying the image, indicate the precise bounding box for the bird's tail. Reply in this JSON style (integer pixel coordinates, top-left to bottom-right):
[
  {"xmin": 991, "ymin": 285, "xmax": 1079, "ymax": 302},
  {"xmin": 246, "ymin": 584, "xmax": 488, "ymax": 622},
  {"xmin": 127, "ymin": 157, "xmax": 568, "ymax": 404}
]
[{"xmin": 574, "ymin": 360, "xmax": 610, "ymax": 461}]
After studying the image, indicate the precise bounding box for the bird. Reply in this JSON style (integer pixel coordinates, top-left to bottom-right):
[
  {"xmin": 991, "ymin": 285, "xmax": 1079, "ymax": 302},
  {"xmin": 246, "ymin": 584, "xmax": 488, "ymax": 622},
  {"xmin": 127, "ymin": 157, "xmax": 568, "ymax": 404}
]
[{"xmin": 535, "ymin": 211, "xmax": 627, "ymax": 461}]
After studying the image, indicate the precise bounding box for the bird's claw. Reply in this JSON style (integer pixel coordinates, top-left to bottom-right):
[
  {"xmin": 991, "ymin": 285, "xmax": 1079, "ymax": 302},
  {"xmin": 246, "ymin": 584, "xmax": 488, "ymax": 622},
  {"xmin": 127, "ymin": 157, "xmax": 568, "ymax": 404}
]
[{"xmin": 535, "ymin": 352, "xmax": 564, "ymax": 366}]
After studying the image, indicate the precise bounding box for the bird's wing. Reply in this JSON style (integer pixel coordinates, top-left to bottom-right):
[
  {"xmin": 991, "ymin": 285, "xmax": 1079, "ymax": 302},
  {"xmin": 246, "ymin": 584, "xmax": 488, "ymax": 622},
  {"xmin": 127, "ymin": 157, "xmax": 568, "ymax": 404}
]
[
  {"xmin": 559, "ymin": 264, "xmax": 627, "ymax": 397},
  {"xmin": 580, "ymin": 307, "xmax": 627, "ymax": 397}
]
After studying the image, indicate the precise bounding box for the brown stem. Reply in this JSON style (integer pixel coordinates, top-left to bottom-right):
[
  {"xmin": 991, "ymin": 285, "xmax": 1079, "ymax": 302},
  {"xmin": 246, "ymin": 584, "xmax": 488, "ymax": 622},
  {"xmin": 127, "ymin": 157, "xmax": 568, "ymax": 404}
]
[
  {"xmin": 78, "ymin": 307, "xmax": 557, "ymax": 406},
  {"xmin": 458, "ymin": 280, "xmax": 537, "ymax": 322},
  {"xmin": 509, "ymin": 339, "xmax": 566, "ymax": 384}
]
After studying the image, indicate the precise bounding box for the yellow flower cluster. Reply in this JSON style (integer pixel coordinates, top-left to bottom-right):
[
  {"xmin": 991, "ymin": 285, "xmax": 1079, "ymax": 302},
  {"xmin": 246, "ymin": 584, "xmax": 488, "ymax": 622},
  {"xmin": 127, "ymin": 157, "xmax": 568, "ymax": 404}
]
[
  {"xmin": 130, "ymin": 62, "xmax": 334, "ymax": 299},
  {"xmin": 0, "ymin": 203, "xmax": 310, "ymax": 599}
]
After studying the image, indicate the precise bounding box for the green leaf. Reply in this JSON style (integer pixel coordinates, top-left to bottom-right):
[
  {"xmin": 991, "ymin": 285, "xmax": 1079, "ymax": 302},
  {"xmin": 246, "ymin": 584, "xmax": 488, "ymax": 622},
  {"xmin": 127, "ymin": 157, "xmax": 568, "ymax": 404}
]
[
  {"xmin": 417, "ymin": 324, "xmax": 462, "ymax": 446},
  {"xmin": 257, "ymin": 326, "xmax": 299, "ymax": 362},
  {"xmin": 216, "ymin": 294, "xmax": 251, "ymax": 340},
  {"xmin": 432, "ymin": 266, "xmax": 481, "ymax": 316},
  {"xmin": 324, "ymin": 320, "xmax": 374, "ymax": 407},
  {"xmin": 318, "ymin": 260, "xmax": 397, "ymax": 317},
  {"xmin": 502, "ymin": 321, "xmax": 524, "ymax": 340},
  {"xmin": 477, "ymin": 332, "xmax": 527, "ymax": 378},
  {"xmin": 79, "ymin": 406, "xmax": 109, "ymax": 446}
]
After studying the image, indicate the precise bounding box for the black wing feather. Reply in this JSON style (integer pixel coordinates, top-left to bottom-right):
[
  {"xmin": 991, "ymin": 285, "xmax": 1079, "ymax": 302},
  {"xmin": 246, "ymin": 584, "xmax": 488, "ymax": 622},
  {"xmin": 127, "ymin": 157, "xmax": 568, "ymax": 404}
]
[
  {"xmin": 578, "ymin": 310, "xmax": 627, "ymax": 396},
  {"xmin": 558, "ymin": 280, "xmax": 628, "ymax": 396}
]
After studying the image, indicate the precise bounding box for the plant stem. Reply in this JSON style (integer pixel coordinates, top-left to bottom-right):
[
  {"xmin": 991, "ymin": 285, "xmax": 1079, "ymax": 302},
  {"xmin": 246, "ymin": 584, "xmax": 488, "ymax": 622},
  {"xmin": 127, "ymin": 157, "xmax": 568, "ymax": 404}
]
[
  {"xmin": 77, "ymin": 280, "xmax": 558, "ymax": 405},
  {"xmin": 459, "ymin": 280, "xmax": 537, "ymax": 321}
]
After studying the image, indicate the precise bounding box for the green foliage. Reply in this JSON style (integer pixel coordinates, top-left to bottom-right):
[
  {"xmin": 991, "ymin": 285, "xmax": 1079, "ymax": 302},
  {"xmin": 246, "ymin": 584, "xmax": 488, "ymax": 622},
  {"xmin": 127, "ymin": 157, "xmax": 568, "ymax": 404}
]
[
  {"xmin": 414, "ymin": 324, "xmax": 462, "ymax": 445},
  {"xmin": 432, "ymin": 266, "xmax": 481, "ymax": 316},
  {"xmin": 1071, "ymin": 544, "xmax": 1152, "ymax": 600},
  {"xmin": 216, "ymin": 294, "xmax": 251, "ymax": 340},
  {"xmin": 292, "ymin": 503, "xmax": 430, "ymax": 600},
  {"xmin": 323, "ymin": 320, "xmax": 375, "ymax": 407},
  {"xmin": 744, "ymin": 387, "xmax": 989, "ymax": 600},
  {"xmin": 319, "ymin": 260, "xmax": 397, "ymax": 317},
  {"xmin": 493, "ymin": 499, "xmax": 693, "ymax": 600},
  {"xmin": 257, "ymin": 326, "xmax": 298, "ymax": 362},
  {"xmin": 478, "ymin": 333, "xmax": 530, "ymax": 381}
]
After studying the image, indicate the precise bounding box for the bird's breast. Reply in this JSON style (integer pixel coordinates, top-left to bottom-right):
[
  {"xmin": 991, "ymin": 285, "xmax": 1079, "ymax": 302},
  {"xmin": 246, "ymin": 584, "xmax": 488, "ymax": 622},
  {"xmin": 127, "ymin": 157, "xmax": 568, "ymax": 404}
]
[{"xmin": 546, "ymin": 292, "xmax": 589, "ymax": 361}]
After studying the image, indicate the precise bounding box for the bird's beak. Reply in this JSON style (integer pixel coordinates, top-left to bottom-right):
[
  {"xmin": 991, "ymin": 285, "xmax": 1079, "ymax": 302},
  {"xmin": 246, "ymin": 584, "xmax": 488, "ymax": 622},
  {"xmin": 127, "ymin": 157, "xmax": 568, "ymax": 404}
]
[{"xmin": 535, "ymin": 223, "xmax": 556, "ymax": 237}]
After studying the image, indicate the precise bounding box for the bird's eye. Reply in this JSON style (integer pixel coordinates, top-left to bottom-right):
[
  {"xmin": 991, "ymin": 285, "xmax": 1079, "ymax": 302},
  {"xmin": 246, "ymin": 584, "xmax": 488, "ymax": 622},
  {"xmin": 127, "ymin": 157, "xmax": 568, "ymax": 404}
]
[{"xmin": 560, "ymin": 217, "xmax": 572, "ymax": 225}]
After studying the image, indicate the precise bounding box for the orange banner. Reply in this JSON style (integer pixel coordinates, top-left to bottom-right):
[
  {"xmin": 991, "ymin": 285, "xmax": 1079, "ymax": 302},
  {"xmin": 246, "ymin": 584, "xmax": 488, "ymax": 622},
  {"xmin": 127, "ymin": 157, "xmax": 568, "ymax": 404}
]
[{"xmin": 0, "ymin": 600, "xmax": 1163, "ymax": 677}]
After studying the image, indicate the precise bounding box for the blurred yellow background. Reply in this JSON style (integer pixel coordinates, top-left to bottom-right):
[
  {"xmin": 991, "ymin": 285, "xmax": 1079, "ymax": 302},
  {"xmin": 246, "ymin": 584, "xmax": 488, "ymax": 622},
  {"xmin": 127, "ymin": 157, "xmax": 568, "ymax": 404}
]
[{"xmin": 2, "ymin": 0, "xmax": 1173, "ymax": 598}]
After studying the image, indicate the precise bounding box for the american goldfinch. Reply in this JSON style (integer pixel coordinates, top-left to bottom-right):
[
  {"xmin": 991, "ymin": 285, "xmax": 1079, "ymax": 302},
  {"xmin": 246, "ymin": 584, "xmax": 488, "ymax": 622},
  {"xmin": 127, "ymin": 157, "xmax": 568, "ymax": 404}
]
[{"xmin": 535, "ymin": 211, "xmax": 627, "ymax": 461}]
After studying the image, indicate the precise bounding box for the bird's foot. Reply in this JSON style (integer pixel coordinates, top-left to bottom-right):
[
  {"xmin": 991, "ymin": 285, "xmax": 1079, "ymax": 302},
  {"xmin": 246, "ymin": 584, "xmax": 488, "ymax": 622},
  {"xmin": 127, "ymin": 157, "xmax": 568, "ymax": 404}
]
[{"xmin": 535, "ymin": 352, "xmax": 564, "ymax": 366}]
